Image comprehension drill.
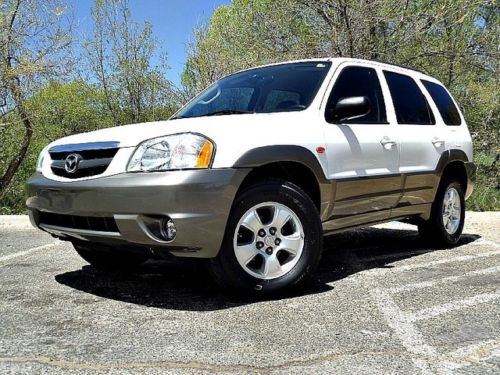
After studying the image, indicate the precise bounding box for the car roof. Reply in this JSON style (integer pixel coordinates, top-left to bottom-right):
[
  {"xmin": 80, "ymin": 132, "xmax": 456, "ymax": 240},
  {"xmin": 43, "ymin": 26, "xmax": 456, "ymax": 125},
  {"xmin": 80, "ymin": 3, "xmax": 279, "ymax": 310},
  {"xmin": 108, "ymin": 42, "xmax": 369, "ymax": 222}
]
[{"xmin": 230, "ymin": 57, "xmax": 442, "ymax": 86}]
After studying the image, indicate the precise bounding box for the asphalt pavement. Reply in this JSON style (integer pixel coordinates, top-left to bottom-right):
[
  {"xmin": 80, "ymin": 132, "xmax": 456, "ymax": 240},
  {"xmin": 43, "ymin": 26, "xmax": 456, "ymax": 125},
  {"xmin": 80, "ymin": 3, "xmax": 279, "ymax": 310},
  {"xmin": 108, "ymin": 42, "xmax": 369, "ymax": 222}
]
[{"xmin": 0, "ymin": 212, "xmax": 499, "ymax": 374}]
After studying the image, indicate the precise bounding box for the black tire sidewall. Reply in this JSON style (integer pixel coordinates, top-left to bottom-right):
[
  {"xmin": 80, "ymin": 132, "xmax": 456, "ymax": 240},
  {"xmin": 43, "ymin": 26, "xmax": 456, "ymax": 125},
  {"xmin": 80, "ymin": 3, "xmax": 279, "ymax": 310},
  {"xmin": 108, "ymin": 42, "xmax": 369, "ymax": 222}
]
[
  {"xmin": 421, "ymin": 179, "xmax": 465, "ymax": 246},
  {"xmin": 211, "ymin": 180, "xmax": 323, "ymax": 293}
]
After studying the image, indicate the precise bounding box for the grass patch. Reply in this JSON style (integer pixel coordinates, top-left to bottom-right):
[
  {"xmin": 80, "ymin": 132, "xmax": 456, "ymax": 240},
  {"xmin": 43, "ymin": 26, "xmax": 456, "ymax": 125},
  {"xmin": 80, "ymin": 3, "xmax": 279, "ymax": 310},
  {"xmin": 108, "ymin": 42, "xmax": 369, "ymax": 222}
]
[{"xmin": 467, "ymin": 150, "xmax": 499, "ymax": 211}]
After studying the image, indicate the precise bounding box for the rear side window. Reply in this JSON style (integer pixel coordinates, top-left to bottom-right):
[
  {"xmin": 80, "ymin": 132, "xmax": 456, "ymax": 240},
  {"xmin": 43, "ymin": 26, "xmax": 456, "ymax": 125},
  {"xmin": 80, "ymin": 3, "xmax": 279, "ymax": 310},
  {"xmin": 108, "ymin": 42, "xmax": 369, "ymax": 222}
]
[
  {"xmin": 326, "ymin": 66, "xmax": 387, "ymax": 124},
  {"xmin": 422, "ymin": 80, "xmax": 462, "ymax": 125},
  {"xmin": 384, "ymin": 71, "xmax": 435, "ymax": 125}
]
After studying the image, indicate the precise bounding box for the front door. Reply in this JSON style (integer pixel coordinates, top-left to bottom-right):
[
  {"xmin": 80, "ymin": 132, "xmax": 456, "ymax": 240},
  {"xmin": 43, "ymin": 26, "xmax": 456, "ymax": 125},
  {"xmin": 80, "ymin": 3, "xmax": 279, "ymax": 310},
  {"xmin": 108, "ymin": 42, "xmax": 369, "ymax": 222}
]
[{"xmin": 322, "ymin": 64, "xmax": 401, "ymax": 228}]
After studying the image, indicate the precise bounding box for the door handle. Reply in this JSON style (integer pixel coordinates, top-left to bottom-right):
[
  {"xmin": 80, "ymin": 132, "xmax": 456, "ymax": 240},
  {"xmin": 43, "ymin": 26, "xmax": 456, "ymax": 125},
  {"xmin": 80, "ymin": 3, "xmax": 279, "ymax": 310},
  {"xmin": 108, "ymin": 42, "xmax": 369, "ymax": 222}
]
[
  {"xmin": 380, "ymin": 136, "xmax": 397, "ymax": 150},
  {"xmin": 432, "ymin": 137, "xmax": 445, "ymax": 147}
]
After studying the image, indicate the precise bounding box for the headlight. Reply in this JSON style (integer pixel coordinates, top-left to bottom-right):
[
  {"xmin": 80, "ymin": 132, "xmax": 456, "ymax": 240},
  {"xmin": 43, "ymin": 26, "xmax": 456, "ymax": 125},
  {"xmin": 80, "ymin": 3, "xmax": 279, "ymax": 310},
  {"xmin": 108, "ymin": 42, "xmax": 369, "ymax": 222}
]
[
  {"xmin": 36, "ymin": 147, "xmax": 48, "ymax": 172},
  {"xmin": 127, "ymin": 133, "xmax": 215, "ymax": 172}
]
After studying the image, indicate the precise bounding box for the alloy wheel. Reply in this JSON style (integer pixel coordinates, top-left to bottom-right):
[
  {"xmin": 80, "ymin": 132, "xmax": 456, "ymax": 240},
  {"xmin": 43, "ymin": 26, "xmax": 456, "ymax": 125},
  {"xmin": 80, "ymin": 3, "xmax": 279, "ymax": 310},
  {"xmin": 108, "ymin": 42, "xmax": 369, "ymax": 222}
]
[
  {"xmin": 233, "ymin": 202, "xmax": 305, "ymax": 280},
  {"xmin": 442, "ymin": 187, "xmax": 461, "ymax": 235}
]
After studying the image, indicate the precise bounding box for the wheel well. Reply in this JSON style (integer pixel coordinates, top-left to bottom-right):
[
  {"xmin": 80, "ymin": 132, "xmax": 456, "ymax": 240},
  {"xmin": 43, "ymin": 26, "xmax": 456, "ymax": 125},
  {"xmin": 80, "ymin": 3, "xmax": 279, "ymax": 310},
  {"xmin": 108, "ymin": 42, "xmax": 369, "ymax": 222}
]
[
  {"xmin": 441, "ymin": 161, "xmax": 467, "ymax": 192},
  {"xmin": 237, "ymin": 162, "xmax": 321, "ymax": 211}
]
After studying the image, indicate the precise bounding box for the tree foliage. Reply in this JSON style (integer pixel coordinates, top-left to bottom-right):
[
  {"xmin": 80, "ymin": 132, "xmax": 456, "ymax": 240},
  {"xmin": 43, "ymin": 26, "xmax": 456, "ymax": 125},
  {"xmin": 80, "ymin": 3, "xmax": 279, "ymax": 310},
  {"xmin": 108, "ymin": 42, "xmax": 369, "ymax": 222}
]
[
  {"xmin": 183, "ymin": 0, "xmax": 499, "ymax": 210},
  {"xmin": 0, "ymin": 0, "xmax": 72, "ymax": 198},
  {"xmin": 0, "ymin": 0, "xmax": 498, "ymax": 212},
  {"xmin": 182, "ymin": 0, "xmax": 319, "ymax": 94},
  {"xmin": 0, "ymin": 0, "xmax": 179, "ymax": 211},
  {"xmin": 83, "ymin": 0, "xmax": 179, "ymax": 124},
  {"xmin": 0, "ymin": 80, "xmax": 116, "ymax": 213}
]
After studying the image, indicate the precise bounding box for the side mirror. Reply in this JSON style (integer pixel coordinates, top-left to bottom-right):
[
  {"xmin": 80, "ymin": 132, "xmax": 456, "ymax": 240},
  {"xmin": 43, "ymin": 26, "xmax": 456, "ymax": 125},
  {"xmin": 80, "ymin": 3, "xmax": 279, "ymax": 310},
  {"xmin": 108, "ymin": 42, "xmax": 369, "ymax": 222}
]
[{"xmin": 326, "ymin": 96, "xmax": 371, "ymax": 123}]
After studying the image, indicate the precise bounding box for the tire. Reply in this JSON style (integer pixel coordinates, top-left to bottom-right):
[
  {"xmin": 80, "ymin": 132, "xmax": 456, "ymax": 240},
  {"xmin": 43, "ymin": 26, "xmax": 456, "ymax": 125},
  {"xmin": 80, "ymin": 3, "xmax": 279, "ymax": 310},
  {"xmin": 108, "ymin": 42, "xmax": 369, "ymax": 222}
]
[
  {"xmin": 210, "ymin": 179, "xmax": 323, "ymax": 294},
  {"xmin": 73, "ymin": 242, "xmax": 148, "ymax": 271},
  {"xmin": 418, "ymin": 179, "xmax": 465, "ymax": 248}
]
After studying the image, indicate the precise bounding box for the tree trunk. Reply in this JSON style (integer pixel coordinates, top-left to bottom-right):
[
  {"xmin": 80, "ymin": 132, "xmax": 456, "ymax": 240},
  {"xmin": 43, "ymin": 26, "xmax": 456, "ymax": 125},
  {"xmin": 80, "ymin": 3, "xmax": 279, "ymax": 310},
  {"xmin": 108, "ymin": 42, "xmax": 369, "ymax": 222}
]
[
  {"xmin": 0, "ymin": 0, "xmax": 33, "ymax": 199},
  {"xmin": 0, "ymin": 78, "xmax": 33, "ymax": 199}
]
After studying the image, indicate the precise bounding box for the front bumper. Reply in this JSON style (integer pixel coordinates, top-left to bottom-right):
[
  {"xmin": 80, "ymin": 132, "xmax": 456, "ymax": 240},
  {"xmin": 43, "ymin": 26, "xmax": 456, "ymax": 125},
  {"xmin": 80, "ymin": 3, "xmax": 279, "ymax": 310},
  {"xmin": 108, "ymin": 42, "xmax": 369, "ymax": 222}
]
[{"xmin": 26, "ymin": 169, "xmax": 250, "ymax": 258}]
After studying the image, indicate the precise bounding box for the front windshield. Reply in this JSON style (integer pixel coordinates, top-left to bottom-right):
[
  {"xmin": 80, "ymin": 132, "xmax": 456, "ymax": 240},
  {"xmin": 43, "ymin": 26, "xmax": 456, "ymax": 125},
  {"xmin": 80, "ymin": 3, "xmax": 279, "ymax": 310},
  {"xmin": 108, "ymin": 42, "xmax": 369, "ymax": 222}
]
[{"xmin": 174, "ymin": 61, "xmax": 332, "ymax": 119}]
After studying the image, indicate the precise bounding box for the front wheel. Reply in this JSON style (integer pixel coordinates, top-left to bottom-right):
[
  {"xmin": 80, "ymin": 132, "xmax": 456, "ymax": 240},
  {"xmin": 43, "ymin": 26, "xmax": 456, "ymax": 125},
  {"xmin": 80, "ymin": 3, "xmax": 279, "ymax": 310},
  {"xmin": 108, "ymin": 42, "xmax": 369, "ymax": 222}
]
[
  {"xmin": 210, "ymin": 179, "xmax": 323, "ymax": 294},
  {"xmin": 418, "ymin": 179, "xmax": 465, "ymax": 247}
]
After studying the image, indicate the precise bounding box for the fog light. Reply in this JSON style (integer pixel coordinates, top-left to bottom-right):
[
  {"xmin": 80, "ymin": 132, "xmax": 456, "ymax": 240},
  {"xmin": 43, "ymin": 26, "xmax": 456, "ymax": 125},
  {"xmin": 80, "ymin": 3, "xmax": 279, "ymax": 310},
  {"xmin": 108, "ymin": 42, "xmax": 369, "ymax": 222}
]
[{"xmin": 160, "ymin": 217, "xmax": 177, "ymax": 241}]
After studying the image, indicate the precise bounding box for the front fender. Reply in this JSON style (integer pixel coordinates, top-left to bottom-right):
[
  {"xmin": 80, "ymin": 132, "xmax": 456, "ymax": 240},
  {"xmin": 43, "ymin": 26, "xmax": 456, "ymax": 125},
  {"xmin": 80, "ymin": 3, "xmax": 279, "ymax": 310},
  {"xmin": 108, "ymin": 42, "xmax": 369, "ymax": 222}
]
[{"xmin": 233, "ymin": 145, "xmax": 334, "ymax": 219}]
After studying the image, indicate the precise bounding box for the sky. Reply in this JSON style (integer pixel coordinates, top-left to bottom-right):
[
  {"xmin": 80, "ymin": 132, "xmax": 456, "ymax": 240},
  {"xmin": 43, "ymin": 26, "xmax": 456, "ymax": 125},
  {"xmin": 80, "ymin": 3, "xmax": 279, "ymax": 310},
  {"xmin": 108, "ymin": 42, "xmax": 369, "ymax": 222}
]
[{"xmin": 71, "ymin": 0, "xmax": 231, "ymax": 86}]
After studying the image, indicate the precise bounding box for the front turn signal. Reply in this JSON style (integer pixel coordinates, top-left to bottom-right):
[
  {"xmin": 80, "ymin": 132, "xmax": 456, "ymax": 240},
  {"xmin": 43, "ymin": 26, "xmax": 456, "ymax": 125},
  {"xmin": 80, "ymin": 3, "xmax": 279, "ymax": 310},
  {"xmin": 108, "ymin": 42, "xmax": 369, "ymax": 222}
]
[{"xmin": 195, "ymin": 140, "xmax": 214, "ymax": 168}]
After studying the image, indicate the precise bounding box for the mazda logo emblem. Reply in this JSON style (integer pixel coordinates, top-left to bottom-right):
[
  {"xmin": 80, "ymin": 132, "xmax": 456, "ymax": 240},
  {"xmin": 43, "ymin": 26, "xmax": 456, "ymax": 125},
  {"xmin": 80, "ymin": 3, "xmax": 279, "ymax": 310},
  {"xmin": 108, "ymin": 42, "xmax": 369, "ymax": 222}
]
[{"xmin": 64, "ymin": 153, "xmax": 82, "ymax": 174}]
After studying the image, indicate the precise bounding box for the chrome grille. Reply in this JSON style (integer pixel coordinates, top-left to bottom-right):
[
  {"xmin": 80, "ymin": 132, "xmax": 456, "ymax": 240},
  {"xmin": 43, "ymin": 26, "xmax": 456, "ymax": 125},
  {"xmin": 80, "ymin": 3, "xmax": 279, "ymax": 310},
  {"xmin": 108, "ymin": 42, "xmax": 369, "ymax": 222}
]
[{"xmin": 49, "ymin": 142, "xmax": 119, "ymax": 179}]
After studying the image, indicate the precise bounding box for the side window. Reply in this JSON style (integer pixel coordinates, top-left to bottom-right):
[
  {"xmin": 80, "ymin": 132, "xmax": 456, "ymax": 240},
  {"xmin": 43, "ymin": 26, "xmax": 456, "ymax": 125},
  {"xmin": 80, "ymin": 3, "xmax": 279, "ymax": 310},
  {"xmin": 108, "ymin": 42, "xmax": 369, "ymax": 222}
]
[
  {"xmin": 422, "ymin": 80, "xmax": 462, "ymax": 125},
  {"xmin": 263, "ymin": 90, "xmax": 301, "ymax": 112},
  {"xmin": 383, "ymin": 71, "xmax": 435, "ymax": 125},
  {"xmin": 326, "ymin": 66, "xmax": 387, "ymax": 124}
]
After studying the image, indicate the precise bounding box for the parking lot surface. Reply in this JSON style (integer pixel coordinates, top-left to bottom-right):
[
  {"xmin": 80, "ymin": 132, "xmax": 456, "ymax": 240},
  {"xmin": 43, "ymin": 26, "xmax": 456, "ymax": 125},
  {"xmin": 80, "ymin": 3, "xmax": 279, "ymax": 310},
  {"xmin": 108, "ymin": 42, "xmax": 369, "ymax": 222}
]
[{"xmin": 0, "ymin": 212, "xmax": 499, "ymax": 374}]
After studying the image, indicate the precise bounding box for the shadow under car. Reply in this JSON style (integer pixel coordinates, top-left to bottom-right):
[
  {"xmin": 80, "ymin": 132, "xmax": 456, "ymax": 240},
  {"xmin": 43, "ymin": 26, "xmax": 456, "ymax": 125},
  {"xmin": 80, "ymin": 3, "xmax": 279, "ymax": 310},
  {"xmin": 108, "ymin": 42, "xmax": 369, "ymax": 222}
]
[{"xmin": 55, "ymin": 226, "xmax": 481, "ymax": 311}]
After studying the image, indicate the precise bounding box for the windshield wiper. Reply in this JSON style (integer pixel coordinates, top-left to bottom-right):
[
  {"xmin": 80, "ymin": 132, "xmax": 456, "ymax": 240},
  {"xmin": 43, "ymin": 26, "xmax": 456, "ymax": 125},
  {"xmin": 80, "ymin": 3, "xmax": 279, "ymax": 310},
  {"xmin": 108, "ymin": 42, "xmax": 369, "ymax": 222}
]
[{"xmin": 200, "ymin": 109, "xmax": 253, "ymax": 117}]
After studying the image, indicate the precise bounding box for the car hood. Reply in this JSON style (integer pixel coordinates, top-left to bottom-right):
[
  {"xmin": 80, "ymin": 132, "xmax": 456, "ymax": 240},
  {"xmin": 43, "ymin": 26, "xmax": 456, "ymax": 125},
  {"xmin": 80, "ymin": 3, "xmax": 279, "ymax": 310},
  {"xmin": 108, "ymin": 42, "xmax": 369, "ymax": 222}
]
[{"xmin": 48, "ymin": 112, "xmax": 313, "ymax": 149}]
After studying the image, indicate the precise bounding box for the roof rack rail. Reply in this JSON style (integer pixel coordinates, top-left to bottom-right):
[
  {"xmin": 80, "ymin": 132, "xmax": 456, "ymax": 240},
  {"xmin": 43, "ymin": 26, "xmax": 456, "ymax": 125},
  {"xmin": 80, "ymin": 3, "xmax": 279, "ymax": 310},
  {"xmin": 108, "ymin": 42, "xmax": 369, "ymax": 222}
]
[{"xmin": 372, "ymin": 59, "xmax": 427, "ymax": 75}]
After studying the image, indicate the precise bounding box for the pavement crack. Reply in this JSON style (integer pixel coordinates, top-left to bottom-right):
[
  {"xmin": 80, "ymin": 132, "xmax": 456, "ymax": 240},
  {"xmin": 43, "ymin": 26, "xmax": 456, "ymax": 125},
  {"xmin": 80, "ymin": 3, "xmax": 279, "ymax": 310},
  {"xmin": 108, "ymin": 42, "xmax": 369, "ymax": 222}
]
[{"xmin": 1, "ymin": 349, "xmax": 488, "ymax": 373}]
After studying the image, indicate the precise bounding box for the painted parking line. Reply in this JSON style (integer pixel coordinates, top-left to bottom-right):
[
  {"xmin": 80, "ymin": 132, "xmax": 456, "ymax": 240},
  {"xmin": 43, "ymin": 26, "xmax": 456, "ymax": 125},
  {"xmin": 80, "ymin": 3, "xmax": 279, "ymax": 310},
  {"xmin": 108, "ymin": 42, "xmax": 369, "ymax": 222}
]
[
  {"xmin": 359, "ymin": 249, "xmax": 431, "ymax": 262},
  {"xmin": 447, "ymin": 339, "xmax": 500, "ymax": 363},
  {"xmin": 468, "ymin": 238, "xmax": 500, "ymax": 247},
  {"xmin": 388, "ymin": 265, "xmax": 500, "ymax": 293},
  {"xmin": 0, "ymin": 242, "xmax": 59, "ymax": 265},
  {"xmin": 370, "ymin": 287, "xmax": 500, "ymax": 374},
  {"xmin": 370, "ymin": 287, "xmax": 438, "ymax": 374},
  {"xmin": 371, "ymin": 249, "xmax": 500, "ymax": 274},
  {"xmin": 366, "ymin": 238, "xmax": 500, "ymax": 375},
  {"xmin": 409, "ymin": 291, "xmax": 500, "ymax": 322}
]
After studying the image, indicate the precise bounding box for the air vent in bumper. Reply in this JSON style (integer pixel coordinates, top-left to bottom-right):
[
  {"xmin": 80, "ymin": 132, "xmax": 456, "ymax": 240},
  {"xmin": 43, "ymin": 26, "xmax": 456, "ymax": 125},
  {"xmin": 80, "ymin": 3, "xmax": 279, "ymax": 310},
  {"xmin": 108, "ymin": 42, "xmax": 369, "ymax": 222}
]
[{"xmin": 39, "ymin": 212, "xmax": 119, "ymax": 233}]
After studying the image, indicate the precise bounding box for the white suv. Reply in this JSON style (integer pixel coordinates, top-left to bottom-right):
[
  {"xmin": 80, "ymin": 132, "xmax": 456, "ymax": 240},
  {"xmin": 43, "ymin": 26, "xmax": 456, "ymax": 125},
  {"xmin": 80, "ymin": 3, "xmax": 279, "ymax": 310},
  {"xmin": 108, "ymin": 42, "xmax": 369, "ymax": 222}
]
[{"xmin": 27, "ymin": 58, "xmax": 476, "ymax": 293}]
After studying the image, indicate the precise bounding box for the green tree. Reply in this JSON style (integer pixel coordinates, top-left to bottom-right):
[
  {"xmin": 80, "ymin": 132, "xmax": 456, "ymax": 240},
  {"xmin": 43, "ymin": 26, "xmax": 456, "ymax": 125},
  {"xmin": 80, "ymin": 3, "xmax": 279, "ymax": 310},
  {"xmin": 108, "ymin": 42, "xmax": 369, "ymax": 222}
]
[
  {"xmin": 84, "ymin": 0, "xmax": 178, "ymax": 124},
  {"xmin": 26, "ymin": 81, "xmax": 114, "ymax": 138},
  {"xmin": 0, "ymin": 80, "xmax": 116, "ymax": 213},
  {"xmin": 183, "ymin": 0, "xmax": 499, "ymax": 210},
  {"xmin": 182, "ymin": 0, "xmax": 319, "ymax": 94},
  {"xmin": 0, "ymin": 0, "xmax": 72, "ymax": 199}
]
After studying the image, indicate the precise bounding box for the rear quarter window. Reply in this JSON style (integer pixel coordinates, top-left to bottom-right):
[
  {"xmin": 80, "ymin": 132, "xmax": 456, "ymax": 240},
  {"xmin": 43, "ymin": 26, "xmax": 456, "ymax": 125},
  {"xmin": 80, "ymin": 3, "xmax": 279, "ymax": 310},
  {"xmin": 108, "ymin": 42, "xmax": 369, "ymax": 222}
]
[{"xmin": 422, "ymin": 80, "xmax": 462, "ymax": 125}]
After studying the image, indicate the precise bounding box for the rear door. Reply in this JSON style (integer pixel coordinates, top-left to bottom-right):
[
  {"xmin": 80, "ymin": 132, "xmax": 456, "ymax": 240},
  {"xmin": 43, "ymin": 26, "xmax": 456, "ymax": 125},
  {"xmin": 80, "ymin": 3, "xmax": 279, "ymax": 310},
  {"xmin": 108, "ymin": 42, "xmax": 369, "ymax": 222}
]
[
  {"xmin": 382, "ymin": 70, "xmax": 445, "ymax": 209},
  {"xmin": 322, "ymin": 64, "xmax": 401, "ymax": 225}
]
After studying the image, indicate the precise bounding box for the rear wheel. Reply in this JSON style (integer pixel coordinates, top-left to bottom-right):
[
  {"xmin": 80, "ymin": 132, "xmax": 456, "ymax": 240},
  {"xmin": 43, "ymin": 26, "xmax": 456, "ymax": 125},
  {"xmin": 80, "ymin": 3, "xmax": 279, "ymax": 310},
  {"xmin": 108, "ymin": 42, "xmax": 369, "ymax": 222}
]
[
  {"xmin": 210, "ymin": 179, "xmax": 323, "ymax": 294},
  {"xmin": 73, "ymin": 242, "xmax": 148, "ymax": 270},
  {"xmin": 418, "ymin": 179, "xmax": 465, "ymax": 247}
]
